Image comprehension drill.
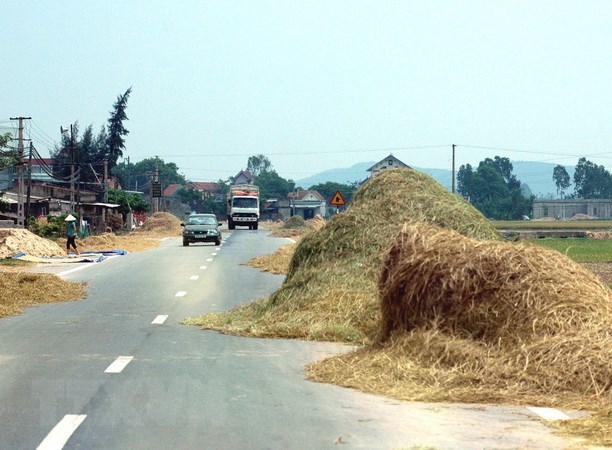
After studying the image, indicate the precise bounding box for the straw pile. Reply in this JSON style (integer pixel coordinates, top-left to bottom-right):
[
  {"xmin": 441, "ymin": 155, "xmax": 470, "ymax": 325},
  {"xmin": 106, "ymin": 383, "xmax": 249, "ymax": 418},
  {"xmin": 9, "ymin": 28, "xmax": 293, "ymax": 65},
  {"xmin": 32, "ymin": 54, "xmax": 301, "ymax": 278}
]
[
  {"xmin": 306, "ymin": 215, "xmax": 326, "ymax": 231},
  {"xmin": 0, "ymin": 229, "xmax": 64, "ymax": 258},
  {"xmin": 245, "ymin": 243, "xmax": 296, "ymax": 275},
  {"xmin": 193, "ymin": 168, "xmax": 500, "ymax": 343},
  {"xmin": 377, "ymin": 222, "xmax": 611, "ymax": 397},
  {"xmin": 135, "ymin": 212, "xmax": 183, "ymax": 236},
  {"xmin": 0, "ymin": 272, "xmax": 86, "ymax": 318},
  {"xmin": 283, "ymin": 216, "xmax": 306, "ymax": 229}
]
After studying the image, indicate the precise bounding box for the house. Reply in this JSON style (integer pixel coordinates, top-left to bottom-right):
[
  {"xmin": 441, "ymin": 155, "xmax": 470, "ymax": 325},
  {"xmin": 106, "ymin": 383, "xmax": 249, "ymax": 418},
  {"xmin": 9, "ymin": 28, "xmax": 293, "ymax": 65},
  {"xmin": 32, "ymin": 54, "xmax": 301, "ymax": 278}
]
[
  {"xmin": 232, "ymin": 170, "xmax": 254, "ymax": 185},
  {"xmin": 0, "ymin": 158, "xmax": 58, "ymax": 190},
  {"xmin": 277, "ymin": 189, "xmax": 327, "ymax": 220},
  {"xmin": 163, "ymin": 184, "xmax": 183, "ymax": 198},
  {"xmin": 366, "ymin": 154, "xmax": 410, "ymax": 177},
  {"xmin": 164, "ymin": 182, "xmax": 222, "ymax": 201},
  {"xmin": 532, "ymin": 199, "xmax": 612, "ymax": 219},
  {"xmin": 188, "ymin": 182, "xmax": 221, "ymax": 200}
]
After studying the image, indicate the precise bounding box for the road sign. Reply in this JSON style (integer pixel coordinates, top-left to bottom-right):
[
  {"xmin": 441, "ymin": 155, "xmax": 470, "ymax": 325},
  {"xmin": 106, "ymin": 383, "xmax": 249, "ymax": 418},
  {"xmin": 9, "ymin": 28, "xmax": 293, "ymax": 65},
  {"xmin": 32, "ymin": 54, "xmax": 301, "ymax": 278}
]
[
  {"xmin": 152, "ymin": 182, "xmax": 162, "ymax": 198},
  {"xmin": 330, "ymin": 190, "xmax": 346, "ymax": 206}
]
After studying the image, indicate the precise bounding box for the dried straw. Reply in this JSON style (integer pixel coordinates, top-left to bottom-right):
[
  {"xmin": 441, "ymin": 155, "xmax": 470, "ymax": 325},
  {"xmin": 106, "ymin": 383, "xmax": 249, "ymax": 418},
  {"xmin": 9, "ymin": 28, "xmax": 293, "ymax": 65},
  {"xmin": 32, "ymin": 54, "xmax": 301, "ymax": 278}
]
[
  {"xmin": 0, "ymin": 272, "xmax": 86, "ymax": 318},
  {"xmin": 378, "ymin": 221, "xmax": 612, "ymax": 397},
  {"xmin": 193, "ymin": 168, "xmax": 500, "ymax": 343}
]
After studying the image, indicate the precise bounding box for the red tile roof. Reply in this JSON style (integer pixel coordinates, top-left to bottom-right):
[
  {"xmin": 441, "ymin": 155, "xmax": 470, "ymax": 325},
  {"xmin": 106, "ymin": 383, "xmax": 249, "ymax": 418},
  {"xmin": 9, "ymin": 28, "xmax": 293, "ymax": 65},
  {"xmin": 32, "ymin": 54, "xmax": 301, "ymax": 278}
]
[
  {"xmin": 163, "ymin": 184, "xmax": 182, "ymax": 197},
  {"xmin": 187, "ymin": 182, "xmax": 220, "ymax": 192}
]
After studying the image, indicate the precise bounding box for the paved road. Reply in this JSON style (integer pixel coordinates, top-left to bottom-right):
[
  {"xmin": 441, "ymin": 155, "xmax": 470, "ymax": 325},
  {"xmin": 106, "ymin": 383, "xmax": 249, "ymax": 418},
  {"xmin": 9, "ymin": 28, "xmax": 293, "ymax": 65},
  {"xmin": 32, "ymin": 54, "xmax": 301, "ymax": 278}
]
[{"xmin": 0, "ymin": 228, "xmax": 573, "ymax": 449}]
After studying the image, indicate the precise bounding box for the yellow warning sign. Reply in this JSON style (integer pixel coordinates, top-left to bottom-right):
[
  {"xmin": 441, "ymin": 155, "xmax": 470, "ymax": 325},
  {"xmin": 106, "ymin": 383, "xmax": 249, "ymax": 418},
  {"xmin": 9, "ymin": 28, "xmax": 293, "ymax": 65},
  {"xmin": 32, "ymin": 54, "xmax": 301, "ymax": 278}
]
[{"xmin": 330, "ymin": 191, "xmax": 346, "ymax": 206}]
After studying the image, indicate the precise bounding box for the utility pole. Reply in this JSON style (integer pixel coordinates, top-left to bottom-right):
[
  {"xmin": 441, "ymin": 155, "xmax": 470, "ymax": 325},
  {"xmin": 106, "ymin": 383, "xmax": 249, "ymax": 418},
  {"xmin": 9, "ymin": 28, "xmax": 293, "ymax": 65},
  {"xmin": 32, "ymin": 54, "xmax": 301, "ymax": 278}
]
[
  {"xmin": 70, "ymin": 124, "xmax": 76, "ymax": 212},
  {"xmin": 25, "ymin": 142, "xmax": 33, "ymax": 224},
  {"xmin": 154, "ymin": 156, "xmax": 160, "ymax": 213},
  {"xmin": 10, "ymin": 116, "xmax": 31, "ymax": 227},
  {"xmin": 452, "ymin": 144, "xmax": 457, "ymax": 194},
  {"xmin": 126, "ymin": 156, "xmax": 130, "ymax": 191},
  {"xmin": 102, "ymin": 159, "xmax": 108, "ymax": 226}
]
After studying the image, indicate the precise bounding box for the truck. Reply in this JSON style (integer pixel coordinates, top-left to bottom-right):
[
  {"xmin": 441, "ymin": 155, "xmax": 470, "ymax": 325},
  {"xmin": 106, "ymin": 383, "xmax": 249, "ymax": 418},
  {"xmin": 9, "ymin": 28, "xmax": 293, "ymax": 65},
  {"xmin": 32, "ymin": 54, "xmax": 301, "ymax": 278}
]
[{"xmin": 227, "ymin": 184, "xmax": 260, "ymax": 230}]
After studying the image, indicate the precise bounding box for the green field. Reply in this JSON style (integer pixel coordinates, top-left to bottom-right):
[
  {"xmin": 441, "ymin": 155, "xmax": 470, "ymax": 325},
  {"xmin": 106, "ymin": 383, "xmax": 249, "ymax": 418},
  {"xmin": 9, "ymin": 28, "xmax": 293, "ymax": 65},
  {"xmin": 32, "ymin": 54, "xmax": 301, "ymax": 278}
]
[
  {"xmin": 526, "ymin": 238, "xmax": 612, "ymax": 262},
  {"xmin": 493, "ymin": 220, "xmax": 612, "ymax": 230}
]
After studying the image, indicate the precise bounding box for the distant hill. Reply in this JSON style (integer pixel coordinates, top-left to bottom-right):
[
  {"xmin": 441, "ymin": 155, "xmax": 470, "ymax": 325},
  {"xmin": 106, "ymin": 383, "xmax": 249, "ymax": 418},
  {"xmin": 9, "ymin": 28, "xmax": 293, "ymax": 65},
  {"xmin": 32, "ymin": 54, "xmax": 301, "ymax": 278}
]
[{"xmin": 296, "ymin": 160, "xmax": 575, "ymax": 197}]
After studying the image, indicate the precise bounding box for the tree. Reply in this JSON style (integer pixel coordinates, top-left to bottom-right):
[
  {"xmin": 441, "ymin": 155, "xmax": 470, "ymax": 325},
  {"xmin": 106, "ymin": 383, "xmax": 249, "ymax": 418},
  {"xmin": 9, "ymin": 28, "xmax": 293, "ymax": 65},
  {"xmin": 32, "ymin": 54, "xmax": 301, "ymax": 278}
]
[
  {"xmin": 176, "ymin": 187, "xmax": 225, "ymax": 216},
  {"xmin": 552, "ymin": 165, "xmax": 571, "ymax": 198},
  {"xmin": 104, "ymin": 87, "xmax": 132, "ymax": 170},
  {"xmin": 457, "ymin": 156, "xmax": 533, "ymax": 220},
  {"xmin": 112, "ymin": 157, "xmax": 186, "ymax": 191},
  {"xmin": 247, "ymin": 154, "xmax": 272, "ymax": 177},
  {"xmin": 457, "ymin": 164, "xmax": 474, "ymax": 198},
  {"xmin": 573, "ymin": 158, "xmax": 612, "ymax": 199},
  {"xmin": 309, "ymin": 181, "xmax": 357, "ymax": 203},
  {"xmin": 0, "ymin": 132, "xmax": 16, "ymax": 170},
  {"xmin": 107, "ymin": 189, "xmax": 149, "ymax": 216},
  {"xmin": 254, "ymin": 170, "xmax": 295, "ymax": 202},
  {"xmin": 51, "ymin": 123, "xmax": 107, "ymax": 185}
]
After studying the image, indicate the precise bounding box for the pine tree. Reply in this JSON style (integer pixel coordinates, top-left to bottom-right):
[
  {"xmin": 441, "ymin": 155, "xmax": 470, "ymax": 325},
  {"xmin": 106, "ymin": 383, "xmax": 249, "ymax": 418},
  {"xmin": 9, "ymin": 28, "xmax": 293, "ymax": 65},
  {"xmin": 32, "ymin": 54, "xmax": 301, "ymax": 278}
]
[{"xmin": 105, "ymin": 87, "xmax": 132, "ymax": 170}]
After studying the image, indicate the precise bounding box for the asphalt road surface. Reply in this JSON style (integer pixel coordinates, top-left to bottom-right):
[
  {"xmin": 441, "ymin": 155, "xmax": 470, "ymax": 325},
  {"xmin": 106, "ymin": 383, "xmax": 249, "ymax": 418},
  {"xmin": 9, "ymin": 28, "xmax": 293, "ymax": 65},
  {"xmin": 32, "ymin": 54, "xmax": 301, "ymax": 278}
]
[{"xmin": 0, "ymin": 228, "xmax": 575, "ymax": 449}]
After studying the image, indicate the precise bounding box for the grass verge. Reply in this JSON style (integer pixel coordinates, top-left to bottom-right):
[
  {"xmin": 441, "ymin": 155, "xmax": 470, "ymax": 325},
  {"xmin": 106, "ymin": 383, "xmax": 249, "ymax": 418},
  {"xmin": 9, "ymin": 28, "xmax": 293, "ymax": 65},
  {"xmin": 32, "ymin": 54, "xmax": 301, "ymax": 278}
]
[{"xmin": 527, "ymin": 238, "xmax": 612, "ymax": 262}]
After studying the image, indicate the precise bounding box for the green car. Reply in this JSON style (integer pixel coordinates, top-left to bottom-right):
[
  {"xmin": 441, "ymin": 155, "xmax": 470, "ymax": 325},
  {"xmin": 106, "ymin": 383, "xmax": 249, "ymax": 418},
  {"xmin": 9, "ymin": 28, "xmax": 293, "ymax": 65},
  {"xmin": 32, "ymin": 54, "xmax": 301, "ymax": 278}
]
[{"xmin": 181, "ymin": 214, "xmax": 222, "ymax": 246}]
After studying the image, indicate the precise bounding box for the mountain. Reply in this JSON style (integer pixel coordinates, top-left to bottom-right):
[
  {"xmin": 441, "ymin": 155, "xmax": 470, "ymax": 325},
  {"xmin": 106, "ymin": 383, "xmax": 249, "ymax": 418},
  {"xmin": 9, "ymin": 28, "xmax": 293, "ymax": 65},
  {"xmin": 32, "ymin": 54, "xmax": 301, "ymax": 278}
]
[{"xmin": 296, "ymin": 160, "xmax": 575, "ymax": 197}]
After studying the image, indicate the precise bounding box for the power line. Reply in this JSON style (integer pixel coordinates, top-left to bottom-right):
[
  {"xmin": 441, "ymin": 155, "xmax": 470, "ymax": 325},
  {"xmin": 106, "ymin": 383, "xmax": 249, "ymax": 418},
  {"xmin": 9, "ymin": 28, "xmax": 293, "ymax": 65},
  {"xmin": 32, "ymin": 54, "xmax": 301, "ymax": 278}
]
[{"xmin": 155, "ymin": 144, "xmax": 450, "ymax": 159}]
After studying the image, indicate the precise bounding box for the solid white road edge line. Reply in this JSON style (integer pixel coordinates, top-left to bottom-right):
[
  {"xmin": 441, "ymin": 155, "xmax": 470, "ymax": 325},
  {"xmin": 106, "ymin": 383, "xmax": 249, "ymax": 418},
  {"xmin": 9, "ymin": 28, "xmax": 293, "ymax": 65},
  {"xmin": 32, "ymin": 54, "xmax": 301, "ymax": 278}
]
[
  {"xmin": 104, "ymin": 356, "xmax": 134, "ymax": 373},
  {"xmin": 37, "ymin": 414, "xmax": 86, "ymax": 450},
  {"xmin": 175, "ymin": 291, "xmax": 187, "ymax": 297},
  {"xmin": 151, "ymin": 315, "xmax": 168, "ymax": 324},
  {"xmin": 286, "ymin": 238, "xmax": 296, "ymax": 243},
  {"xmin": 57, "ymin": 255, "xmax": 121, "ymax": 277},
  {"xmin": 160, "ymin": 237, "xmax": 171, "ymax": 241},
  {"xmin": 526, "ymin": 406, "xmax": 570, "ymax": 421},
  {"xmin": 190, "ymin": 275, "xmax": 199, "ymax": 280}
]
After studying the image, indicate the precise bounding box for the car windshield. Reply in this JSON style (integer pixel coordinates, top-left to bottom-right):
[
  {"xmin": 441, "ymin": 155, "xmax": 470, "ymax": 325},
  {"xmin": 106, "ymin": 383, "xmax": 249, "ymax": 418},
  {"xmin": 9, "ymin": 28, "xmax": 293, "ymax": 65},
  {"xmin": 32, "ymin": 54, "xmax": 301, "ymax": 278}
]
[
  {"xmin": 233, "ymin": 198, "xmax": 258, "ymax": 208},
  {"xmin": 187, "ymin": 216, "xmax": 217, "ymax": 225}
]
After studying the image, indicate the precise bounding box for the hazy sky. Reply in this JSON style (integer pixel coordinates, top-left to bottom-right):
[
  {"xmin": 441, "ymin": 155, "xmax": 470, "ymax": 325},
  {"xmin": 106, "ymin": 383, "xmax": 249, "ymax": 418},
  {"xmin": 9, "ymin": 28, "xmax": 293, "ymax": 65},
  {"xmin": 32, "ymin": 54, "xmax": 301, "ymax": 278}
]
[{"xmin": 2, "ymin": 1, "xmax": 610, "ymax": 184}]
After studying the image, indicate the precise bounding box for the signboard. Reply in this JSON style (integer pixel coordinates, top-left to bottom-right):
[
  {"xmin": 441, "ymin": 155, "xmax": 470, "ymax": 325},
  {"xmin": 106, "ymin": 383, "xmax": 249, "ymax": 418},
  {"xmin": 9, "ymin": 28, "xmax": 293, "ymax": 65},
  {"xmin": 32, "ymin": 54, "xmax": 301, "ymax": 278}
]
[
  {"xmin": 152, "ymin": 182, "xmax": 162, "ymax": 198},
  {"xmin": 329, "ymin": 190, "xmax": 346, "ymax": 206}
]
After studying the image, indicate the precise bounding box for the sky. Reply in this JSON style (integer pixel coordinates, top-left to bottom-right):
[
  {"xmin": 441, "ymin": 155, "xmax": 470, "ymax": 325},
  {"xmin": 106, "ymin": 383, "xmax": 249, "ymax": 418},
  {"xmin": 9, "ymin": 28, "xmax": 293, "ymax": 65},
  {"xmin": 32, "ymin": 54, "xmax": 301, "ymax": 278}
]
[{"xmin": 2, "ymin": 0, "xmax": 611, "ymax": 185}]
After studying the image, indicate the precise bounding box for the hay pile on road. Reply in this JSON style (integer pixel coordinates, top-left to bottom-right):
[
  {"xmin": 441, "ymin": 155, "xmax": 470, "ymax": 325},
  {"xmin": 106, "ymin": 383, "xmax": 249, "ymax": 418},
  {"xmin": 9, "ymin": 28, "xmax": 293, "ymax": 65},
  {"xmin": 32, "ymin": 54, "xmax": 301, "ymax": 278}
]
[
  {"xmin": 376, "ymin": 222, "xmax": 611, "ymax": 397},
  {"xmin": 135, "ymin": 212, "xmax": 183, "ymax": 237},
  {"xmin": 245, "ymin": 243, "xmax": 296, "ymax": 275},
  {"xmin": 57, "ymin": 232, "xmax": 161, "ymax": 254},
  {"xmin": 0, "ymin": 229, "xmax": 64, "ymax": 259},
  {"xmin": 0, "ymin": 272, "xmax": 86, "ymax": 318},
  {"xmin": 192, "ymin": 168, "xmax": 500, "ymax": 343},
  {"xmin": 269, "ymin": 216, "xmax": 312, "ymax": 238},
  {"xmin": 306, "ymin": 215, "xmax": 326, "ymax": 231}
]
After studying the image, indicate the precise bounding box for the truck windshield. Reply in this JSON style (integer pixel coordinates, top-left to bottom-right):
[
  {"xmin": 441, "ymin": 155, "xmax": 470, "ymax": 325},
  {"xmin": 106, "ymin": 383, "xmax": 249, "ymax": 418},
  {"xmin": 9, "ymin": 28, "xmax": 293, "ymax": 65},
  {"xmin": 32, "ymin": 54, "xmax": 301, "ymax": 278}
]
[{"xmin": 233, "ymin": 198, "xmax": 258, "ymax": 208}]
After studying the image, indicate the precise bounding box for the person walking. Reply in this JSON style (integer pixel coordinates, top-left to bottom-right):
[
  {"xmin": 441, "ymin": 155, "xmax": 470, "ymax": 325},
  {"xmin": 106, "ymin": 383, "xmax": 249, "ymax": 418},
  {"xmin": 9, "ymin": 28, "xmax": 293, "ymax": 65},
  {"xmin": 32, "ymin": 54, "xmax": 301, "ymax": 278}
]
[{"xmin": 65, "ymin": 214, "xmax": 80, "ymax": 256}]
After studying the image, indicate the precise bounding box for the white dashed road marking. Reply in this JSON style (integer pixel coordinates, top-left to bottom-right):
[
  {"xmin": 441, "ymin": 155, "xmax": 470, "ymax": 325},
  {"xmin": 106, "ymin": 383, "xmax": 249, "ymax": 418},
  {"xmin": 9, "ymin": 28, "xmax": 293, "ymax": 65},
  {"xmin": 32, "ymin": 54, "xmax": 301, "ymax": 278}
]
[
  {"xmin": 199, "ymin": 266, "xmax": 207, "ymax": 270},
  {"xmin": 190, "ymin": 275, "xmax": 199, "ymax": 280},
  {"xmin": 206, "ymin": 258, "xmax": 213, "ymax": 262},
  {"xmin": 105, "ymin": 356, "xmax": 133, "ymax": 373},
  {"xmin": 37, "ymin": 414, "xmax": 87, "ymax": 450},
  {"xmin": 151, "ymin": 315, "xmax": 168, "ymax": 324},
  {"xmin": 527, "ymin": 407, "xmax": 570, "ymax": 421},
  {"xmin": 211, "ymin": 253, "xmax": 217, "ymax": 256},
  {"xmin": 215, "ymin": 247, "xmax": 221, "ymax": 251},
  {"xmin": 175, "ymin": 291, "xmax": 187, "ymax": 297}
]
